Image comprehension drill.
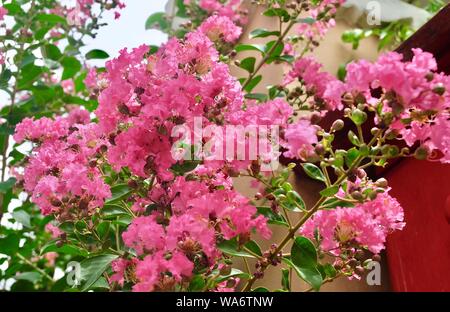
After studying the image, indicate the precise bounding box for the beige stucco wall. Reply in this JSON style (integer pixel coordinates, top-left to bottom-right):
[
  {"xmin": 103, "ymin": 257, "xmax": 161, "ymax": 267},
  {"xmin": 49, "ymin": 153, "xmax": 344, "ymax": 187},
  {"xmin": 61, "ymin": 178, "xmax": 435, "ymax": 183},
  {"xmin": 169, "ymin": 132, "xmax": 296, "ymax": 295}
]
[{"xmin": 231, "ymin": 4, "xmax": 391, "ymax": 291}]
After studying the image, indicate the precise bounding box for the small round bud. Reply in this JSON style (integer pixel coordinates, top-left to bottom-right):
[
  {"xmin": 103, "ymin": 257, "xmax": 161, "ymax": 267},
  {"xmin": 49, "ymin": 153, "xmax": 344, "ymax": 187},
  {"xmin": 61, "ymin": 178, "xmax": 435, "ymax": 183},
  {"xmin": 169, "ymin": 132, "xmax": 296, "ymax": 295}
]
[
  {"xmin": 331, "ymin": 119, "xmax": 344, "ymax": 132},
  {"xmin": 414, "ymin": 146, "xmax": 428, "ymax": 160},
  {"xmin": 375, "ymin": 178, "xmax": 388, "ymax": 188},
  {"xmin": 433, "ymin": 83, "xmax": 446, "ymax": 95}
]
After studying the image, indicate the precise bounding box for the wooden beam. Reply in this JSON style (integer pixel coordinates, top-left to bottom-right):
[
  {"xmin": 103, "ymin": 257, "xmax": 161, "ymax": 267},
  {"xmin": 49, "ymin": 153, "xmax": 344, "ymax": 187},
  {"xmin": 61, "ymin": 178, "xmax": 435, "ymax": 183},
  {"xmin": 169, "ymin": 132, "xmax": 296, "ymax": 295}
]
[{"xmin": 396, "ymin": 4, "xmax": 450, "ymax": 71}]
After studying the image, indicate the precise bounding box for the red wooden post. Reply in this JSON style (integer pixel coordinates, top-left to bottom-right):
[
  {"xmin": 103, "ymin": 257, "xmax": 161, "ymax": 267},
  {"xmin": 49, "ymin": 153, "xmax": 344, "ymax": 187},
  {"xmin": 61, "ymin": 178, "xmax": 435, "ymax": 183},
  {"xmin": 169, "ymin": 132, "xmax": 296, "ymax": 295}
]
[{"xmin": 381, "ymin": 5, "xmax": 450, "ymax": 292}]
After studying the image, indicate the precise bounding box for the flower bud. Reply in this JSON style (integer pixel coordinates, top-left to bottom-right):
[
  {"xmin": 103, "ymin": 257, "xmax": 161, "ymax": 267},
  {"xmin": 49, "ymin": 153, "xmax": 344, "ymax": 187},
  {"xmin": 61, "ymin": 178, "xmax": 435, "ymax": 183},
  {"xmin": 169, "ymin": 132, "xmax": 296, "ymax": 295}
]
[
  {"xmin": 375, "ymin": 178, "xmax": 388, "ymax": 188},
  {"xmin": 433, "ymin": 83, "xmax": 446, "ymax": 95},
  {"xmin": 414, "ymin": 146, "xmax": 428, "ymax": 160},
  {"xmin": 331, "ymin": 119, "xmax": 344, "ymax": 132}
]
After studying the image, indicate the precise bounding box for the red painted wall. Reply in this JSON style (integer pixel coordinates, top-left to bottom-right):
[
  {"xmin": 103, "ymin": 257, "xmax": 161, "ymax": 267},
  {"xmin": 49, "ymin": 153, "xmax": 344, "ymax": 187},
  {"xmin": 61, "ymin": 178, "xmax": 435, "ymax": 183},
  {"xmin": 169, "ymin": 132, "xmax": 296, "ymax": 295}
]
[{"xmin": 385, "ymin": 158, "xmax": 450, "ymax": 291}]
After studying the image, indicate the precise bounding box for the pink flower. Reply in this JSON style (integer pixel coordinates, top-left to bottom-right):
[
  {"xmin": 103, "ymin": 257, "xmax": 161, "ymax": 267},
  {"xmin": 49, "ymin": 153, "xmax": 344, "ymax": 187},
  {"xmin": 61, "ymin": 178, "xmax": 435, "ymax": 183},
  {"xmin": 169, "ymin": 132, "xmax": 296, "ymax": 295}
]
[
  {"xmin": 61, "ymin": 79, "xmax": 75, "ymax": 94},
  {"xmin": 122, "ymin": 216, "xmax": 166, "ymax": 255},
  {"xmin": 198, "ymin": 15, "xmax": 242, "ymax": 43},
  {"xmin": 300, "ymin": 192, "xmax": 405, "ymax": 254},
  {"xmin": 282, "ymin": 119, "xmax": 318, "ymax": 160},
  {"xmin": 45, "ymin": 223, "xmax": 64, "ymax": 238},
  {"xmin": 284, "ymin": 56, "xmax": 345, "ymax": 110},
  {"xmin": 0, "ymin": 6, "xmax": 8, "ymax": 20}
]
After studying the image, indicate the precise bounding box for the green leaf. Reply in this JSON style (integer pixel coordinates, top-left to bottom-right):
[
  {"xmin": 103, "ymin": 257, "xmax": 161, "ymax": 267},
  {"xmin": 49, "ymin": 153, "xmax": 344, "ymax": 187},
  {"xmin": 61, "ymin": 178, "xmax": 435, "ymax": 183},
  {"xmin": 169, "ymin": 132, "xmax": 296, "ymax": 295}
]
[
  {"xmin": 0, "ymin": 69, "xmax": 12, "ymax": 90},
  {"xmin": 35, "ymin": 13, "xmax": 67, "ymax": 25},
  {"xmin": 12, "ymin": 210, "xmax": 31, "ymax": 228},
  {"xmin": 0, "ymin": 234, "xmax": 20, "ymax": 256},
  {"xmin": 321, "ymin": 198, "xmax": 355, "ymax": 209},
  {"xmin": 346, "ymin": 147, "xmax": 360, "ymax": 167},
  {"xmin": 286, "ymin": 190, "xmax": 306, "ymax": 210},
  {"xmin": 239, "ymin": 57, "xmax": 256, "ymax": 73},
  {"xmin": 243, "ymin": 75, "xmax": 262, "ymax": 93},
  {"xmin": 337, "ymin": 63, "xmax": 347, "ymax": 81},
  {"xmin": 105, "ymin": 184, "xmax": 131, "ymax": 205},
  {"xmin": 291, "ymin": 236, "xmax": 318, "ymax": 269},
  {"xmin": 252, "ymin": 287, "xmax": 270, "ymax": 292},
  {"xmin": 17, "ymin": 64, "xmax": 43, "ymax": 89},
  {"xmin": 244, "ymin": 240, "xmax": 262, "ymax": 257},
  {"xmin": 145, "ymin": 12, "xmax": 169, "ymax": 30},
  {"xmin": 301, "ymin": 163, "xmax": 326, "ymax": 183},
  {"xmin": 244, "ymin": 93, "xmax": 267, "ymax": 102},
  {"xmin": 3, "ymin": 3, "xmax": 25, "ymax": 15},
  {"xmin": 0, "ymin": 177, "xmax": 16, "ymax": 193},
  {"xmin": 188, "ymin": 275, "xmax": 205, "ymax": 292},
  {"xmin": 170, "ymin": 160, "xmax": 199, "ymax": 175},
  {"xmin": 15, "ymin": 272, "xmax": 42, "ymax": 283},
  {"xmin": 283, "ymin": 256, "xmax": 323, "ymax": 291},
  {"xmin": 256, "ymin": 206, "xmax": 289, "ymax": 227},
  {"xmin": 249, "ymin": 28, "xmax": 280, "ymax": 39},
  {"xmin": 235, "ymin": 44, "xmax": 265, "ymax": 54},
  {"xmin": 263, "ymin": 8, "xmax": 290, "ymax": 22},
  {"xmin": 217, "ymin": 238, "xmax": 257, "ymax": 258},
  {"xmin": 42, "ymin": 44, "xmax": 62, "ymax": 62},
  {"xmin": 40, "ymin": 241, "xmax": 88, "ymax": 257},
  {"xmin": 61, "ymin": 57, "xmax": 82, "ymax": 80},
  {"xmin": 79, "ymin": 254, "xmax": 118, "ymax": 291},
  {"xmin": 264, "ymin": 41, "xmax": 284, "ymax": 63},
  {"xmin": 102, "ymin": 204, "xmax": 129, "ymax": 218},
  {"xmin": 281, "ymin": 268, "xmax": 290, "ymax": 291},
  {"xmin": 319, "ymin": 185, "xmax": 339, "ymax": 197},
  {"xmin": 85, "ymin": 49, "xmax": 109, "ymax": 60},
  {"xmin": 215, "ymin": 268, "xmax": 250, "ymax": 283}
]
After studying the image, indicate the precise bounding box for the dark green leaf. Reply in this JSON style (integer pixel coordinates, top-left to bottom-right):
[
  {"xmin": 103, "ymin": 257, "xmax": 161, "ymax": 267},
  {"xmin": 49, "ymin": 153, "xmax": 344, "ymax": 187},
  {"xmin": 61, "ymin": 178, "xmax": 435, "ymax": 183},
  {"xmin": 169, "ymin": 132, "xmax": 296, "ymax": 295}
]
[
  {"xmin": 35, "ymin": 14, "xmax": 67, "ymax": 25},
  {"xmin": 283, "ymin": 257, "xmax": 322, "ymax": 291},
  {"xmin": 0, "ymin": 177, "xmax": 16, "ymax": 193},
  {"xmin": 249, "ymin": 28, "xmax": 280, "ymax": 39},
  {"xmin": 256, "ymin": 206, "xmax": 289, "ymax": 227},
  {"xmin": 291, "ymin": 236, "xmax": 317, "ymax": 269},
  {"xmin": 239, "ymin": 57, "xmax": 256, "ymax": 73},
  {"xmin": 0, "ymin": 234, "xmax": 20, "ymax": 256},
  {"xmin": 145, "ymin": 12, "xmax": 169, "ymax": 30},
  {"xmin": 85, "ymin": 49, "xmax": 109, "ymax": 60},
  {"xmin": 319, "ymin": 185, "xmax": 339, "ymax": 197},
  {"xmin": 235, "ymin": 44, "xmax": 265, "ymax": 54},
  {"xmin": 244, "ymin": 93, "xmax": 267, "ymax": 102},
  {"xmin": 244, "ymin": 240, "xmax": 262, "ymax": 257},
  {"xmin": 217, "ymin": 238, "xmax": 257, "ymax": 258},
  {"xmin": 40, "ymin": 241, "xmax": 88, "ymax": 256},
  {"xmin": 105, "ymin": 184, "xmax": 131, "ymax": 205},
  {"xmin": 171, "ymin": 160, "xmax": 199, "ymax": 175},
  {"xmin": 301, "ymin": 163, "xmax": 326, "ymax": 183},
  {"xmin": 61, "ymin": 57, "xmax": 82, "ymax": 80},
  {"xmin": 243, "ymin": 75, "xmax": 262, "ymax": 93},
  {"xmin": 188, "ymin": 275, "xmax": 205, "ymax": 292},
  {"xmin": 79, "ymin": 254, "xmax": 118, "ymax": 291},
  {"xmin": 42, "ymin": 44, "xmax": 62, "ymax": 62},
  {"xmin": 281, "ymin": 268, "xmax": 290, "ymax": 291}
]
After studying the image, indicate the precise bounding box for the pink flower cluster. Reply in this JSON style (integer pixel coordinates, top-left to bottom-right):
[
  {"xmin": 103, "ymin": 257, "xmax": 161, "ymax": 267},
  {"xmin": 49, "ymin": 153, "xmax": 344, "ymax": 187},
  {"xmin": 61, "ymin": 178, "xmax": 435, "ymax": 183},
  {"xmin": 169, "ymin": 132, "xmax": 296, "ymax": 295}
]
[
  {"xmin": 344, "ymin": 49, "xmax": 450, "ymax": 163},
  {"xmin": 284, "ymin": 56, "xmax": 346, "ymax": 111},
  {"xmin": 14, "ymin": 108, "xmax": 111, "ymax": 217},
  {"xmin": 115, "ymin": 175, "xmax": 270, "ymax": 291},
  {"xmin": 198, "ymin": 15, "xmax": 242, "ymax": 43},
  {"xmin": 300, "ymin": 191, "xmax": 405, "ymax": 254},
  {"xmin": 95, "ymin": 29, "xmax": 257, "ymax": 181}
]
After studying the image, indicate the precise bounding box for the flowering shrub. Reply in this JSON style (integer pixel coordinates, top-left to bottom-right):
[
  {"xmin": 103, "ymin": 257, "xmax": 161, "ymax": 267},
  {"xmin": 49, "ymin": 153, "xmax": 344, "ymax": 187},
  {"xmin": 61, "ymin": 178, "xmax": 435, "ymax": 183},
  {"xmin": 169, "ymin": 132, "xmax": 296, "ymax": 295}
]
[{"xmin": 1, "ymin": 0, "xmax": 449, "ymax": 292}]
